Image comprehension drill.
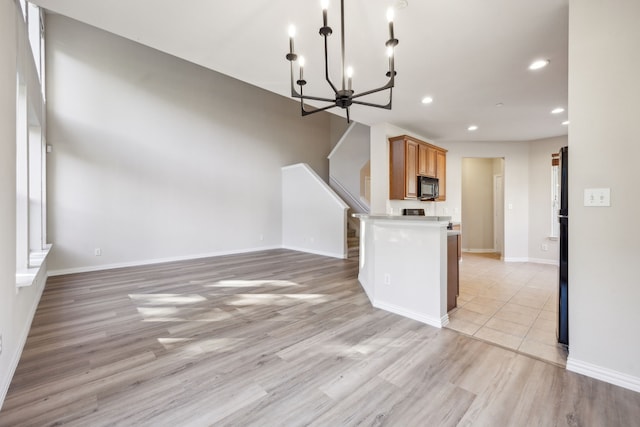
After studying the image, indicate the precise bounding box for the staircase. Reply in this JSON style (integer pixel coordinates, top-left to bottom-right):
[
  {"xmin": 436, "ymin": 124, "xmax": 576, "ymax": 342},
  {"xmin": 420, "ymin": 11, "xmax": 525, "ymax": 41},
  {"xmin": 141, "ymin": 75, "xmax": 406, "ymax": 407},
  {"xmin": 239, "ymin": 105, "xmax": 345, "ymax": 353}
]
[{"xmin": 347, "ymin": 220, "xmax": 360, "ymax": 259}]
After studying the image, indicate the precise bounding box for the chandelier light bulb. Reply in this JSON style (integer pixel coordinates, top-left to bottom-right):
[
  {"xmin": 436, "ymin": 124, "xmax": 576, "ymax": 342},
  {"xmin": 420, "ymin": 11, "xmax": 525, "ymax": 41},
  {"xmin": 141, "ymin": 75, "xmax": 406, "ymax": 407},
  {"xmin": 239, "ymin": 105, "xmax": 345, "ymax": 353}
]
[
  {"xmin": 387, "ymin": 46, "xmax": 394, "ymax": 57},
  {"xmin": 288, "ymin": 25, "xmax": 296, "ymax": 38},
  {"xmin": 299, "ymin": 56, "xmax": 305, "ymax": 67},
  {"xmin": 346, "ymin": 66, "xmax": 354, "ymax": 78},
  {"xmin": 321, "ymin": 0, "xmax": 329, "ymax": 10},
  {"xmin": 386, "ymin": 7, "xmax": 394, "ymax": 22}
]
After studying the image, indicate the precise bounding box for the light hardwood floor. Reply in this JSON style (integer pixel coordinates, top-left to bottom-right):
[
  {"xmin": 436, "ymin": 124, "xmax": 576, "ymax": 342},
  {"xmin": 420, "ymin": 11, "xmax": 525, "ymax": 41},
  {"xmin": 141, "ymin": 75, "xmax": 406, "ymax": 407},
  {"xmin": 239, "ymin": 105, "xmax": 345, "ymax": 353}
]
[{"xmin": 1, "ymin": 249, "xmax": 639, "ymax": 426}]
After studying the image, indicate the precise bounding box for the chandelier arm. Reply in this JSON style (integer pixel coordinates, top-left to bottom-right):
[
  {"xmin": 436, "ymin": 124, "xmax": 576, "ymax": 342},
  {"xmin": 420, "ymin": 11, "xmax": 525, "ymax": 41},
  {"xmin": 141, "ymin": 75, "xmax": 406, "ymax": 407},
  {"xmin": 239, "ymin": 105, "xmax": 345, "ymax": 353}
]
[
  {"xmin": 297, "ymin": 94, "xmax": 337, "ymax": 103},
  {"xmin": 301, "ymin": 103, "xmax": 338, "ymax": 116},
  {"xmin": 350, "ymin": 78, "xmax": 394, "ymax": 100},
  {"xmin": 351, "ymin": 99, "xmax": 392, "ymax": 109},
  {"xmin": 323, "ymin": 36, "xmax": 339, "ymax": 94}
]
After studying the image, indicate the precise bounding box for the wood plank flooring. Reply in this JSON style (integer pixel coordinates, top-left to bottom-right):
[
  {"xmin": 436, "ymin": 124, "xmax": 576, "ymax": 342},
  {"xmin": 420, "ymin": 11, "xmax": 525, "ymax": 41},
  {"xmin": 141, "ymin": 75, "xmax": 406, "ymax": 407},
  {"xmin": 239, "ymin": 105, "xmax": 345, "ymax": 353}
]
[{"xmin": 1, "ymin": 249, "xmax": 639, "ymax": 426}]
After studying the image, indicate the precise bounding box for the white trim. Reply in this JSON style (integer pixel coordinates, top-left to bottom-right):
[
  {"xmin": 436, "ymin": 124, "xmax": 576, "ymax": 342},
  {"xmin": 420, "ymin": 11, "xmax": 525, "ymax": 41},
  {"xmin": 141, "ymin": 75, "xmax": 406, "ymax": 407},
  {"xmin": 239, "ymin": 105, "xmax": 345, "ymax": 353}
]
[
  {"xmin": 462, "ymin": 248, "xmax": 496, "ymax": 254},
  {"xmin": 567, "ymin": 357, "xmax": 640, "ymax": 393},
  {"xmin": 281, "ymin": 163, "xmax": 349, "ymax": 210},
  {"xmin": 527, "ymin": 257, "xmax": 559, "ymax": 266},
  {"xmin": 503, "ymin": 257, "xmax": 530, "ymax": 263},
  {"xmin": 281, "ymin": 245, "xmax": 346, "ymax": 260},
  {"xmin": 329, "ymin": 175, "xmax": 369, "ymax": 214},
  {"xmin": 16, "ymin": 244, "xmax": 51, "ymax": 287},
  {"xmin": 327, "ymin": 121, "xmax": 357, "ymax": 159},
  {"xmin": 373, "ymin": 301, "xmax": 448, "ymax": 328},
  {"xmin": 47, "ymin": 246, "xmax": 281, "ymax": 276}
]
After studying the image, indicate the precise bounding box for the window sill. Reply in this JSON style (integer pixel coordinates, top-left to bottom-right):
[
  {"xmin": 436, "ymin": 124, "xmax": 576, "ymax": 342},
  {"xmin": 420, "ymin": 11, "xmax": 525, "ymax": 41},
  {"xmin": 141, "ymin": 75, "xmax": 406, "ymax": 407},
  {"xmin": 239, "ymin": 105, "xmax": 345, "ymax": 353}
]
[{"xmin": 16, "ymin": 244, "xmax": 52, "ymax": 288}]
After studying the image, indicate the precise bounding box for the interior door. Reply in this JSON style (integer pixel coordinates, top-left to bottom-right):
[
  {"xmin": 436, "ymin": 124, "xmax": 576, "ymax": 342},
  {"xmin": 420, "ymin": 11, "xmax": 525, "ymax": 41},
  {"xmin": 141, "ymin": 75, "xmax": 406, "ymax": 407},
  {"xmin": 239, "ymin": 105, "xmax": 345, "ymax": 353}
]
[{"xmin": 494, "ymin": 174, "xmax": 504, "ymax": 254}]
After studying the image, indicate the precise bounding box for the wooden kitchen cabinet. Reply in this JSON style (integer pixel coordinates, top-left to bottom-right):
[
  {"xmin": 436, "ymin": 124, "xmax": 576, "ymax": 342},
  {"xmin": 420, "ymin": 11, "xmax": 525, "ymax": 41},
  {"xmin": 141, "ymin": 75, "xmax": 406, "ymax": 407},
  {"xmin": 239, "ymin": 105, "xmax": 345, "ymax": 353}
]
[
  {"xmin": 418, "ymin": 144, "xmax": 437, "ymax": 177},
  {"xmin": 389, "ymin": 135, "xmax": 447, "ymax": 200},
  {"xmin": 436, "ymin": 150, "xmax": 446, "ymax": 201},
  {"xmin": 390, "ymin": 136, "xmax": 419, "ymax": 199}
]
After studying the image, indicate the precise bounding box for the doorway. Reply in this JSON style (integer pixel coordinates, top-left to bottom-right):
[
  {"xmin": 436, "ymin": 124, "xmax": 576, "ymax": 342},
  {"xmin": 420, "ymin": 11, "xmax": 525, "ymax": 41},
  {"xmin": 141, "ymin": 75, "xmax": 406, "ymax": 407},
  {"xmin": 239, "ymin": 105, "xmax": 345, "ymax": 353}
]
[{"xmin": 461, "ymin": 158, "xmax": 504, "ymax": 255}]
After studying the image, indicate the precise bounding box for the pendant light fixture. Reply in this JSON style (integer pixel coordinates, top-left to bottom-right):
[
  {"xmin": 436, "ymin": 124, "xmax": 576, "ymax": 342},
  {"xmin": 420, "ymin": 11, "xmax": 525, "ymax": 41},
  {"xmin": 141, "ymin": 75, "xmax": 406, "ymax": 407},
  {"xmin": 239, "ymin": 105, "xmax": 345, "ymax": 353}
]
[{"xmin": 286, "ymin": 0, "xmax": 399, "ymax": 122}]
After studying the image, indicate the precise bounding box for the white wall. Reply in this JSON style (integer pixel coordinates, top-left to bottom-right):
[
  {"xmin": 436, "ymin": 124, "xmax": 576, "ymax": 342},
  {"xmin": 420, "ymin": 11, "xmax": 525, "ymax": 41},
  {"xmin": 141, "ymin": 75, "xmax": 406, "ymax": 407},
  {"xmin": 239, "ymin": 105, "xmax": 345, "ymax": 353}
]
[
  {"xmin": 46, "ymin": 15, "xmax": 334, "ymax": 273},
  {"xmin": 0, "ymin": 0, "xmax": 48, "ymax": 408},
  {"xmin": 328, "ymin": 122, "xmax": 370, "ymax": 212},
  {"xmin": 282, "ymin": 164, "xmax": 349, "ymax": 259},
  {"xmin": 566, "ymin": 0, "xmax": 640, "ymax": 391},
  {"xmin": 528, "ymin": 136, "xmax": 566, "ymax": 264}
]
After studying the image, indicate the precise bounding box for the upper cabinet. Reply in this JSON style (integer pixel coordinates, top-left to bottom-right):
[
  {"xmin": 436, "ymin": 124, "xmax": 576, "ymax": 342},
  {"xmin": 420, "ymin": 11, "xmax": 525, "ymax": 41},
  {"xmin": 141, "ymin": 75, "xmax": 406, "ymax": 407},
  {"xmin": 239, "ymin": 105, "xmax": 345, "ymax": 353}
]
[{"xmin": 389, "ymin": 135, "xmax": 447, "ymax": 201}]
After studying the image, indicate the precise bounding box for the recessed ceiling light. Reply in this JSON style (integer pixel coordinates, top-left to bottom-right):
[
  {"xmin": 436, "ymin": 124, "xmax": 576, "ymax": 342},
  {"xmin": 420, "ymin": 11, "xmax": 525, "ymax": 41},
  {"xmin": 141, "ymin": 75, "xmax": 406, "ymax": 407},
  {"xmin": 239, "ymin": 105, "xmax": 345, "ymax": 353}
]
[
  {"xmin": 529, "ymin": 59, "xmax": 550, "ymax": 70},
  {"xmin": 551, "ymin": 107, "xmax": 565, "ymax": 114},
  {"xmin": 562, "ymin": 120, "xmax": 570, "ymax": 126},
  {"xmin": 468, "ymin": 125, "xmax": 478, "ymax": 131},
  {"xmin": 495, "ymin": 102, "xmax": 504, "ymax": 108},
  {"xmin": 421, "ymin": 96, "xmax": 433, "ymax": 104},
  {"xmin": 395, "ymin": 0, "xmax": 409, "ymax": 9}
]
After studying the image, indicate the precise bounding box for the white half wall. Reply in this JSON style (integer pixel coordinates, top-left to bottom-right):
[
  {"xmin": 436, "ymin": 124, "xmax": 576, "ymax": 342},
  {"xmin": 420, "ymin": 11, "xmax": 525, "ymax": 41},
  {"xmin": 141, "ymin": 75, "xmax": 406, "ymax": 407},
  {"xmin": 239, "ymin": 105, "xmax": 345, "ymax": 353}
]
[
  {"xmin": 566, "ymin": 0, "xmax": 640, "ymax": 391},
  {"xmin": 45, "ymin": 15, "xmax": 333, "ymax": 273},
  {"xmin": 282, "ymin": 164, "xmax": 349, "ymax": 259}
]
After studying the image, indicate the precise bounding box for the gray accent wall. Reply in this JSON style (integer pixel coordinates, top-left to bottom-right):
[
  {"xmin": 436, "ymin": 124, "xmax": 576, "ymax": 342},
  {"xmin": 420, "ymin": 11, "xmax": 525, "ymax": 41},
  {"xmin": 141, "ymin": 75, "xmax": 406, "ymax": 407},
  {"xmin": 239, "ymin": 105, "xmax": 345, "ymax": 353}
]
[{"xmin": 45, "ymin": 15, "xmax": 333, "ymax": 273}]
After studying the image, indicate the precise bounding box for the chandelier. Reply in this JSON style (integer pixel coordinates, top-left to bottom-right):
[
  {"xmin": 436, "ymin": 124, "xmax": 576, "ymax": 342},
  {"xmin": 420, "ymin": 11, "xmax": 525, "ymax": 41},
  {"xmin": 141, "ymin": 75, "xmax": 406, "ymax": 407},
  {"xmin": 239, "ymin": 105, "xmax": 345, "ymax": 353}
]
[{"xmin": 285, "ymin": 0, "xmax": 399, "ymax": 122}]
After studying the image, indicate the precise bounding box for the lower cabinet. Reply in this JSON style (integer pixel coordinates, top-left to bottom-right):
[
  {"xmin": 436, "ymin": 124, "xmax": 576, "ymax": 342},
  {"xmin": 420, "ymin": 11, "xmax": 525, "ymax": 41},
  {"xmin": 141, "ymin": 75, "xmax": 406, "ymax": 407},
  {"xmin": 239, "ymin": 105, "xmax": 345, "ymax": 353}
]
[{"xmin": 447, "ymin": 234, "xmax": 460, "ymax": 312}]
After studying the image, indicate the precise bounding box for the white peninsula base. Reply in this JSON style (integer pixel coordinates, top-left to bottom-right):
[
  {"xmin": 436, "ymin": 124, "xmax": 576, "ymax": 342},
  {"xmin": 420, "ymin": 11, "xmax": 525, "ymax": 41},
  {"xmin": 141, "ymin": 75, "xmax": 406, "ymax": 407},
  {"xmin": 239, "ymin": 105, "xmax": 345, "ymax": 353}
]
[{"xmin": 354, "ymin": 214, "xmax": 450, "ymax": 328}]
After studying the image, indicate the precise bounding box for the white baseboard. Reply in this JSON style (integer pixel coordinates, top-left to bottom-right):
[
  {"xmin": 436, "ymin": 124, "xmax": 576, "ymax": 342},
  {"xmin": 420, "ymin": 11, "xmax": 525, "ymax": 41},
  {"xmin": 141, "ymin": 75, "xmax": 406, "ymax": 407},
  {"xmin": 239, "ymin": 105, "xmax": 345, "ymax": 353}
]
[
  {"xmin": 0, "ymin": 268, "xmax": 47, "ymax": 410},
  {"xmin": 527, "ymin": 257, "xmax": 559, "ymax": 266},
  {"xmin": 462, "ymin": 248, "xmax": 496, "ymax": 254},
  {"xmin": 281, "ymin": 245, "xmax": 346, "ymax": 260},
  {"xmin": 567, "ymin": 357, "xmax": 640, "ymax": 393},
  {"xmin": 48, "ymin": 246, "xmax": 281, "ymax": 276},
  {"xmin": 373, "ymin": 300, "xmax": 448, "ymax": 328},
  {"xmin": 503, "ymin": 257, "xmax": 529, "ymax": 262}
]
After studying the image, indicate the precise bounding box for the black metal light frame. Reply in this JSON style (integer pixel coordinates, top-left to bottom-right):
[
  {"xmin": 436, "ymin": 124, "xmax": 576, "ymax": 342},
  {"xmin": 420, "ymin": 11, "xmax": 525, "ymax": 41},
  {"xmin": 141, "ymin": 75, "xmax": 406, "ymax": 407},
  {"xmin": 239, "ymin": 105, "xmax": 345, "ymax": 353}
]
[{"xmin": 286, "ymin": 0, "xmax": 398, "ymax": 122}]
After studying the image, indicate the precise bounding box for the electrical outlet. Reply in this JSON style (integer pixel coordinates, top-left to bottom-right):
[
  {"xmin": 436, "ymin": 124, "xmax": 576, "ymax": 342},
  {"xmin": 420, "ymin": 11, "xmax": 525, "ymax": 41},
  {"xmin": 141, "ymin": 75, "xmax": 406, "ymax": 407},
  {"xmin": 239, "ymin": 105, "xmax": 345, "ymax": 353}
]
[
  {"xmin": 384, "ymin": 274, "xmax": 391, "ymax": 285},
  {"xmin": 541, "ymin": 244, "xmax": 548, "ymax": 251},
  {"xmin": 94, "ymin": 248, "xmax": 102, "ymax": 256}
]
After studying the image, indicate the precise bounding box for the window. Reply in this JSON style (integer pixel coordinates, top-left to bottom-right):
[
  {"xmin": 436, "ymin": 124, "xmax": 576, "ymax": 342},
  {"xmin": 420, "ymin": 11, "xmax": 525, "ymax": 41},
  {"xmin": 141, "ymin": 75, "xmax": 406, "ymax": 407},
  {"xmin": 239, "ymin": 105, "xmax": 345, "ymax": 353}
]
[{"xmin": 15, "ymin": 0, "xmax": 49, "ymax": 287}]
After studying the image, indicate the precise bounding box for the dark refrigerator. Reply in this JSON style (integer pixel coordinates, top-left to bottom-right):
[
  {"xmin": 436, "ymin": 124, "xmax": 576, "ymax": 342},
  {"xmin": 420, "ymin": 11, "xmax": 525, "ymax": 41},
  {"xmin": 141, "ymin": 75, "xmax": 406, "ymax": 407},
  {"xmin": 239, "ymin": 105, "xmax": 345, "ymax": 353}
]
[{"xmin": 558, "ymin": 146, "xmax": 569, "ymax": 345}]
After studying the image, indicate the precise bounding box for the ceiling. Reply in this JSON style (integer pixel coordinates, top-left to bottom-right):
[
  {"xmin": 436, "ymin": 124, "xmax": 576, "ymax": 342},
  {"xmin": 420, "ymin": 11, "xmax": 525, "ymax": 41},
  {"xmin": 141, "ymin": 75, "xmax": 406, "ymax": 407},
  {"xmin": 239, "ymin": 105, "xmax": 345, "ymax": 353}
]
[{"xmin": 32, "ymin": 0, "xmax": 569, "ymax": 142}]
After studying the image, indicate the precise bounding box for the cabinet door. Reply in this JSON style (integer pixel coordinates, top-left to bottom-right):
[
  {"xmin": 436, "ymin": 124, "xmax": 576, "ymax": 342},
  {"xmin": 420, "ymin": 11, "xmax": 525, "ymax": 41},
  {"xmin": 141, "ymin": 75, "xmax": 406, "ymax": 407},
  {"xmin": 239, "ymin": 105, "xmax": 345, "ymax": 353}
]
[
  {"xmin": 436, "ymin": 150, "xmax": 446, "ymax": 201},
  {"xmin": 405, "ymin": 140, "xmax": 419, "ymax": 198},
  {"xmin": 418, "ymin": 144, "xmax": 437, "ymax": 177}
]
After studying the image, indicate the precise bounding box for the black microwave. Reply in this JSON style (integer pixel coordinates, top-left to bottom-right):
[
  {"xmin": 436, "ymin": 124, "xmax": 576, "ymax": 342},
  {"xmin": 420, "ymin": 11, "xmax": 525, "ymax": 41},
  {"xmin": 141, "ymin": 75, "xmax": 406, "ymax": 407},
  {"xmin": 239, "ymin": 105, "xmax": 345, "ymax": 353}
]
[{"xmin": 418, "ymin": 176, "xmax": 439, "ymax": 200}]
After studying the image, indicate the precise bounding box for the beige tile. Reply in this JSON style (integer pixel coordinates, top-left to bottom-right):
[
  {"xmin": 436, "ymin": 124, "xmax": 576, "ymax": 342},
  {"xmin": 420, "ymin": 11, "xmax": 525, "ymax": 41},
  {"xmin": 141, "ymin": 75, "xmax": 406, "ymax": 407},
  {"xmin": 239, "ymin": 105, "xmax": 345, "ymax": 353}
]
[
  {"xmin": 525, "ymin": 326, "xmax": 558, "ymax": 346},
  {"xmin": 446, "ymin": 317, "xmax": 482, "ymax": 336},
  {"xmin": 474, "ymin": 326, "xmax": 524, "ymax": 350},
  {"xmin": 450, "ymin": 307, "xmax": 491, "ymax": 326},
  {"xmin": 492, "ymin": 303, "xmax": 539, "ymax": 327},
  {"xmin": 519, "ymin": 338, "xmax": 567, "ymax": 366},
  {"xmin": 463, "ymin": 301, "xmax": 501, "ymax": 317},
  {"xmin": 537, "ymin": 310, "xmax": 556, "ymax": 321},
  {"xmin": 532, "ymin": 316, "xmax": 556, "ymax": 332},
  {"xmin": 509, "ymin": 294, "xmax": 548, "ymax": 310},
  {"xmin": 484, "ymin": 317, "xmax": 530, "ymax": 338}
]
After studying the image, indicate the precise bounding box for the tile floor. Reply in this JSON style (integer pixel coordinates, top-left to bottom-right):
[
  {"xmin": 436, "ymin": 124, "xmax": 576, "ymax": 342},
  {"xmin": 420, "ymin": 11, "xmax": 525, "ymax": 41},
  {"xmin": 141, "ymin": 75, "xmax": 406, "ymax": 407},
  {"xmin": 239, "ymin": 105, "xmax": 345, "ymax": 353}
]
[{"xmin": 446, "ymin": 253, "xmax": 568, "ymax": 366}]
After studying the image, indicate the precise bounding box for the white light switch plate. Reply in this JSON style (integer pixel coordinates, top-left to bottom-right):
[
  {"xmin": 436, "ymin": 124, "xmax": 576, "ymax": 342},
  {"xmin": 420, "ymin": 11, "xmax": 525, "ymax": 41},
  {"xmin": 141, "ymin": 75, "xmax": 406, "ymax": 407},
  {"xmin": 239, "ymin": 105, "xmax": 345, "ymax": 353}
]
[{"xmin": 584, "ymin": 188, "xmax": 611, "ymax": 207}]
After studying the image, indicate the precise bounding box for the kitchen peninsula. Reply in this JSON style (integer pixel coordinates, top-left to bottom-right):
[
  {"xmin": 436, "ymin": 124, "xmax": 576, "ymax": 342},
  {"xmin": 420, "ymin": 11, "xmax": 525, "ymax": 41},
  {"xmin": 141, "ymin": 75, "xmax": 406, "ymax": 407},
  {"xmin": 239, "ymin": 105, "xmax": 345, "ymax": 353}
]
[{"xmin": 354, "ymin": 214, "xmax": 460, "ymax": 328}]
